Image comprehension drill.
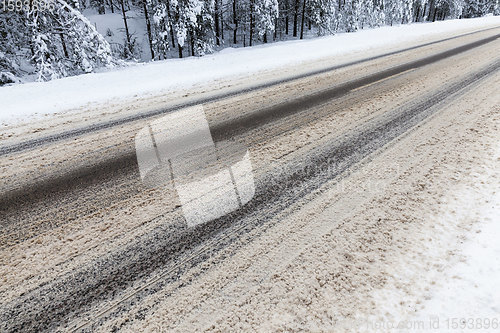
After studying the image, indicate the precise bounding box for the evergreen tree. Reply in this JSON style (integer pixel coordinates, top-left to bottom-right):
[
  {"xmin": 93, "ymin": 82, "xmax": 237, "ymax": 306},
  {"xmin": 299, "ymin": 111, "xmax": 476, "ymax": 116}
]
[
  {"xmin": 344, "ymin": 0, "xmax": 360, "ymax": 31},
  {"xmin": 0, "ymin": 0, "xmax": 118, "ymax": 81},
  {"xmin": 402, "ymin": 0, "xmax": 414, "ymax": 23},
  {"xmin": 171, "ymin": 0, "xmax": 215, "ymax": 55},
  {"xmin": 385, "ymin": 0, "xmax": 404, "ymax": 24},
  {"xmin": 309, "ymin": 0, "xmax": 336, "ymax": 35},
  {"xmin": 463, "ymin": 0, "xmax": 496, "ymax": 16},
  {"xmin": 255, "ymin": 0, "xmax": 279, "ymax": 39},
  {"xmin": 448, "ymin": 0, "xmax": 466, "ymax": 18},
  {"xmin": 150, "ymin": 0, "xmax": 172, "ymax": 59},
  {"xmin": 0, "ymin": 12, "xmax": 26, "ymax": 84},
  {"xmin": 2, "ymin": 0, "xmax": 497, "ymax": 84}
]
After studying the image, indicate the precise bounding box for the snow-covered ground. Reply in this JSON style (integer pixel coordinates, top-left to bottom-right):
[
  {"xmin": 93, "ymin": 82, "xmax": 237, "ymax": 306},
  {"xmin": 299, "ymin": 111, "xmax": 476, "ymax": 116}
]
[
  {"xmin": 354, "ymin": 76, "xmax": 500, "ymax": 332},
  {"xmin": 85, "ymin": 9, "xmax": 153, "ymax": 62},
  {"xmin": 364, "ymin": 150, "xmax": 500, "ymax": 331},
  {"xmin": 409, "ymin": 145, "xmax": 500, "ymax": 330},
  {"xmin": 1, "ymin": 16, "xmax": 499, "ymax": 126}
]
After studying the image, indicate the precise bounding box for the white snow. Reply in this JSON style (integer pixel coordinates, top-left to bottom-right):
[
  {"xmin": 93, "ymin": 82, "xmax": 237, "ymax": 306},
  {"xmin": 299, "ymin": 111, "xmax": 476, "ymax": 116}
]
[
  {"xmin": 363, "ymin": 141, "xmax": 500, "ymax": 332},
  {"xmin": 1, "ymin": 16, "xmax": 499, "ymax": 126},
  {"xmin": 85, "ymin": 9, "xmax": 152, "ymax": 61},
  {"xmin": 408, "ymin": 144, "xmax": 500, "ymax": 330}
]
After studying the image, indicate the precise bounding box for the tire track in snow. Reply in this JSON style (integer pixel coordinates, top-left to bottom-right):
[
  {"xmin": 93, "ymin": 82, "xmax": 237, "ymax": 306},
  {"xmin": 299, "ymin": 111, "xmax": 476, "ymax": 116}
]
[{"xmin": 1, "ymin": 57, "xmax": 499, "ymax": 333}]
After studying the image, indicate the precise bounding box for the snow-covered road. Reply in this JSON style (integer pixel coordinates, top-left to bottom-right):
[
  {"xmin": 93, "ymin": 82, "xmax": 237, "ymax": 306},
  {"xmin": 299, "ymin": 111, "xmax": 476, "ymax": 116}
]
[{"xmin": 0, "ymin": 21, "xmax": 499, "ymax": 332}]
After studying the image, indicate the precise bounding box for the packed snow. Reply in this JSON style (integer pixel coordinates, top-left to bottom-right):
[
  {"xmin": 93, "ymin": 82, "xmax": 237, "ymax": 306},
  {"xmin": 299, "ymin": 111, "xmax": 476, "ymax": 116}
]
[
  {"xmin": 409, "ymin": 145, "xmax": 500, "ymax": 329},
  {"xmin": 1, "ymin": 16, "xmax": 499, "ymax": 126}
]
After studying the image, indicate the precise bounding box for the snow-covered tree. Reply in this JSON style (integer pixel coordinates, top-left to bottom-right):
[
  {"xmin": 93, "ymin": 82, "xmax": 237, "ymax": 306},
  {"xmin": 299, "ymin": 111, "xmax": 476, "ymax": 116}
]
[
  {"xmin": 309, "ymin": 0, "xmax": 336, "ymax": 34},
  {"xmin": 255, "ymin": 0, "xmax": 279, "ymax": 38},
  {"xmin": 90, "ymin": 0, "xmax": 107, "ymax": 14},
  {"xmin": 193, "ymin": 0, "xmax": 216, "ymax": 54},
  {"xmin": 150, "ymin": 0, "xmax": 172, "ymax": 59},
  {"xmin": 344, "ymin": 0, "xmax": 361, "ymax": 31},
  {"xmin": 1, "ymin": 0, "xmax": 497, "ymax": 84},
  {"xmin": 28, "ymin": 0, "xmax": 117, "ymax": 80},
  {"xmin": 358, "ymin": 0, "xmax": 385, "ymax": 28},
  {"xmin": 401, "ymin": 0, "xmax": 414, "ymax": 23},
  {"xmin": 413, "ymin": 0, "xmax": 428, "ymax": 21},
  {"xmin": 0, "ymin": 51, "xmax": 22, "ymax": 85},
  {"xmin": 0, "ymin": 12, "xmax": 26, "ymax": 84},
  {"xmin": 0, "ymin": 0, "xmax": 119, "ymax": 81},
  {"xmin": 463, "ymin": 0, "xmax": 496, "ymax": 16},
  {"xmin": 447, "ymin": 0, "xmax": 466, "ymax": 18},
  {"xmin": 385, "ymin": 0, "xmax": 404, "ymax": 24},
  {"xmin": 171, "ymin": 0, "xmax": 215, "ymax": 56}
]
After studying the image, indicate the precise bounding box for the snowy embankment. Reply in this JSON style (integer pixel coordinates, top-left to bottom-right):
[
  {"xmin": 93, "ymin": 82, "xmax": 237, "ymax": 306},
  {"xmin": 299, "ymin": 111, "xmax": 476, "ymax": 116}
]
[
  {"xmin": 410, "ymin": 145, "xmax": 500, "ymax": 324},
  {"xmin": 1, "ymin": 16, "xmax": 499, "ymax": 125}
]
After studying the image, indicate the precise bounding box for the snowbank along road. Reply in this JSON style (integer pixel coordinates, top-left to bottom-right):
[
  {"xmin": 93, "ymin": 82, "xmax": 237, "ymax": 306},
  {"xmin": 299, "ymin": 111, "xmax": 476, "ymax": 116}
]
[{"xmin": 1, "ymin": 24, "xmax": 499, "ymax": 332}]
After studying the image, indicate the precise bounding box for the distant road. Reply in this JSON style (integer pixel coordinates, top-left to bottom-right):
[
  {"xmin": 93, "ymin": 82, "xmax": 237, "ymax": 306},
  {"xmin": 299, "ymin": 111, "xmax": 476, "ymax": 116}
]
[{"xmin": 0, "ymin": 26, "xmax": 498, "ymax": 157}]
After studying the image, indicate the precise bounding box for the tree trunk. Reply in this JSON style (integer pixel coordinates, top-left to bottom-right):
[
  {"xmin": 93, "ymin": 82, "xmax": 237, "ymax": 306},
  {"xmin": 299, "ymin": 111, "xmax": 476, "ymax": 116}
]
[
  {"xmin": 214, "ymin": 0, "xmax": 220, "ymax": 45},
  {"xmin": 285, "ymin": 0, "xmax": 289, "ymax": 34},
  {"xmin": 120, "ymin": 0, "xmax": 132, "ymax": 57},
  {"xmin": 143, "ymin": 0, "xmax": 155, "ymax": 60},
  {"xmin": 293, "ymin": 0, "xmax": 299, "ymax": 37},
  {"xmin": 300, "ymin": 0, "xmax": 306, "ymax": 39},
  {"xmin": 190, "ymin": 31, "xmax": 195, "ymax": 56},
  {"xmin": 59, "ymin": 33, "xmax": 69, "ymax": 58},
  {"xmin": 274, "ymin": 18, "xmax": 277, "ymax": 40},
  {"xmin": 221, "ymin": 9, "xmax": 224, "ymax": 41},
  {"xmin": 109, "ymin": 0, "xmax": 114, "ymax": 13},
  {"xmin": 178, "ymin": 44, "xmax": 183, "ymax": 58},
  {"xmin": 233, "ymin": 0, "xmax": 237, "ymax": 44},
  {"xmin": 249, "ymin": 0, "xmax": 254, "ymax": 46}
]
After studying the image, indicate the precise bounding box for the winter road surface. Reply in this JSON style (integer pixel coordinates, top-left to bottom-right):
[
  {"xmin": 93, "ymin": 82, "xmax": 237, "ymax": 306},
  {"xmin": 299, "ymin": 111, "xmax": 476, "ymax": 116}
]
[{"xmin": 1, "ymin": 26, "xmax": 499, "ymax": 332}]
